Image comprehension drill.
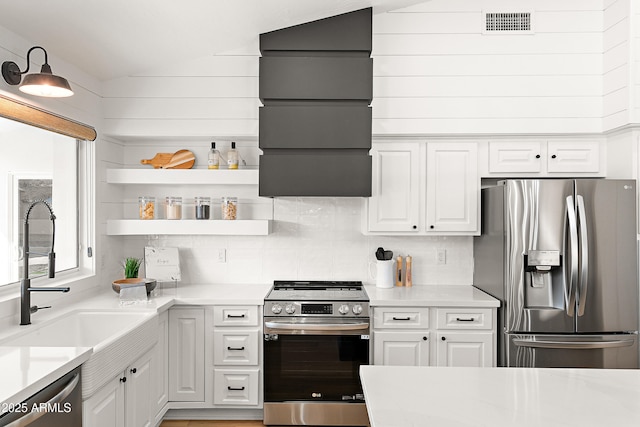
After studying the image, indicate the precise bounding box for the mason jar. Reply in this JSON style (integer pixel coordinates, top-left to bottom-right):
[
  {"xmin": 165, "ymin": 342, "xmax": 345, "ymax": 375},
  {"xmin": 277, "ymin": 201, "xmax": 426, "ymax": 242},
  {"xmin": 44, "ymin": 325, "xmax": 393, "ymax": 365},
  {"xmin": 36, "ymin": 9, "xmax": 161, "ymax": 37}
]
[
  {"xmin": 194, "ymin": 196, "xmax": 211, "ymax": 220},
  {"xmin": 221, "ymin": 197, "xmax": 238, "ymax": 220},
  {"xmin": 138, "ymin": 196, "xmax": 155, "ymax": 220},
  {"xmin": 165, "ymin": 196, "xmax": 182, "ymax": 220}
]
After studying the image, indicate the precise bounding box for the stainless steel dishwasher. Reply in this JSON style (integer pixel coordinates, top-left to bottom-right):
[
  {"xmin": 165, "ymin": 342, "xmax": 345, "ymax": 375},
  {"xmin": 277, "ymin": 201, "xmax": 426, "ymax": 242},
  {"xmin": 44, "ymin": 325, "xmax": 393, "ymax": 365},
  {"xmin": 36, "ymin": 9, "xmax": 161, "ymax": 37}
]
[{"xmin": 0, "ymin": 367, "xmax": 81, "ymax": 426}]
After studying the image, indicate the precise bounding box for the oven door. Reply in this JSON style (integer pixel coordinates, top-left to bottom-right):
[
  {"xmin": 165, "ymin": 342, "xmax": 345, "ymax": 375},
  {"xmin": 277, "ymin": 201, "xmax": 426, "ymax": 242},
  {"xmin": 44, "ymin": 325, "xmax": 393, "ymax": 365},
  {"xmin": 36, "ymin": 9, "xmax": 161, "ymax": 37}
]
[{"xmin": 264, "ymin": 318, "xmax": 370, "ymax": 403}]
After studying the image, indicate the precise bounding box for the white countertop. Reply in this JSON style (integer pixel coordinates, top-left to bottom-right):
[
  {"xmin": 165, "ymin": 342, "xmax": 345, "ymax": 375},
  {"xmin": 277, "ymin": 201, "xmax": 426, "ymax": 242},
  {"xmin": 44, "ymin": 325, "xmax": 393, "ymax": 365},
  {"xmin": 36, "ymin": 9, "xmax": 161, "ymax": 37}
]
[
  {"xmin": 360, "ymin": 365, "xmax": 640, "ymax": 427},
  {"xmin": 365, "ymin": 284, "xmax": 500, "ymax": 307},
  {"xmin": 0, "ymin": 282, "xmax": 499, "ymax": 409}
]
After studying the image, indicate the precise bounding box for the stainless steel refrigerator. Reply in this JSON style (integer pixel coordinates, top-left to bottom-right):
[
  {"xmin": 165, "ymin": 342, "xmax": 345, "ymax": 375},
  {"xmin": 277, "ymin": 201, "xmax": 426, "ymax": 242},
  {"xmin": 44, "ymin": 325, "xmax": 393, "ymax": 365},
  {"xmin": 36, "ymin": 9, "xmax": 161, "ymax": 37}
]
[{"xmin": 474, "ymin": 179, "xmax": 639, "ymax": 368}]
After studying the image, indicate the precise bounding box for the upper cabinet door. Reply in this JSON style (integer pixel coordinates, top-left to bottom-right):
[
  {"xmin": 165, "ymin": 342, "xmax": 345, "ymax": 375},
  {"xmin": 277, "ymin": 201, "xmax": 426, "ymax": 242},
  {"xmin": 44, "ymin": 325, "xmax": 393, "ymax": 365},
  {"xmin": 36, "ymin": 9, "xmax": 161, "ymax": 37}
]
[
  {"xmin": 547, "ymin": 140, "xmax": 600, "ymax": 173},
  {"xmin": 368, "ymin": 142, "xmax": 420, "ymax": 232},
  {"xmin": 488, "ymin": 141, "xmax": 543, "ymax": 173},
  {"xmin": 426, "ymin": 142, "xmax": 479, "ymax": 234}
]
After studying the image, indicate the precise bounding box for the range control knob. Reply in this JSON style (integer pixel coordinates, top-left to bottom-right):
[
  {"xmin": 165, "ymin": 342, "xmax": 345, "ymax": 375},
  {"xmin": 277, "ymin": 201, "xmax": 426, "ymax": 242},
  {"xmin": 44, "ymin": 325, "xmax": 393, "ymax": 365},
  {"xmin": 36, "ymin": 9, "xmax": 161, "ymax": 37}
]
[
  {"xmin": 271, "ymin": 303, "xmax": 282, "ymax": 315},
  {"xmin": 352, "ymin": 304, "xmax": 363, "ymax": 315},
  {"xmin": 285, "ymin": 304, "xmax": 296, "ymax": 314},
  {"xmin": 338, "ymin": 304, "xmax": 350, "ymax": 315}
]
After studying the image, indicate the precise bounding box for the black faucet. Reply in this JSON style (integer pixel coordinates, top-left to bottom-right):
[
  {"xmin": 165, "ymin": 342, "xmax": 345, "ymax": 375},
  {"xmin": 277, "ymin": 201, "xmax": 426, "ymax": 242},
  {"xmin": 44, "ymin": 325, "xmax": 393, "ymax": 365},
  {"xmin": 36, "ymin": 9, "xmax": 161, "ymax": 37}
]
[{"xmin": 20, "ymin": 200, "xmax": 69, "ymax": 326}]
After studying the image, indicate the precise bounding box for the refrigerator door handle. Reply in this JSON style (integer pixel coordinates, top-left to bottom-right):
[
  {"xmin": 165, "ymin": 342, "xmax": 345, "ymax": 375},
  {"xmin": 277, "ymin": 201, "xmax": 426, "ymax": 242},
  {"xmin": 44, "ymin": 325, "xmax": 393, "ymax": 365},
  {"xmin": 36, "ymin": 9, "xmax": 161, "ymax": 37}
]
[
  {"xmin": 563, "ymin": 195, "xmax": 578, "ymax": 317},
  {"xmin": 512, "ymin": 337, "xmax": 635, "ymax": 350},
  {"xmin": 576, "ymin": 195, "xmax": 589, "ymax": 316}
]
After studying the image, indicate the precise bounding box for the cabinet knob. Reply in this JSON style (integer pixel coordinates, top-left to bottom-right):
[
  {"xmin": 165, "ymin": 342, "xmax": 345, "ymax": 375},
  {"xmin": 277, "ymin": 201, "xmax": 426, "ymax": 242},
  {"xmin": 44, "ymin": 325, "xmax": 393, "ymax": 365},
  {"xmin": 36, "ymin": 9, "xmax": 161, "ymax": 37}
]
[
  {"xmin": 423, "ymin": 336, "xmax": 428, "ymax": 341},
  {"xmin": 429, "ymin": 225, "xmax": 434, "ymax": 229},
  {"xmin": 120, "ymin": 377, "xmax": 127, "ymax": 383},
  {"xmin": 551, "ymin": 154, "xmax": 557, "ymax": 159},
  {"xmin": 412, "ymin": 225, "xmax": 417, "ymax": 230},
  {"xmin": 441, "ymin": 336, "xmax": 446, "ymax": 341},
  {"xmin": 130, "ymin": 368, "xmax": 137, "ymax": 374},
  {"xmin": 535, "ymin": 154, "xmax": 541, "ymax": 159}
]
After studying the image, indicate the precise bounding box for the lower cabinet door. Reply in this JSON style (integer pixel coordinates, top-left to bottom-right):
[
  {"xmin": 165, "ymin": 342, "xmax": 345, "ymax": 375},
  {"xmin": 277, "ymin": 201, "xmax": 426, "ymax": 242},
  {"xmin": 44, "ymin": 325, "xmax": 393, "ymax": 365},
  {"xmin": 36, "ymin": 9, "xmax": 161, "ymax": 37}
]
[
  {"xmin": 126, "ymin": 349, "xmax": 154, "ymax": 427},
  {"xmin": 83, "ymin": 376, "xmax": 125, "ymax": 427},
  {"xmin": 213, "ymin": 369, "xmax": 260, "ymax": 406},
  {"xmin": 373, "ymin": 331, "xmax": 430, "ymax": 366},
  {"xmin": 436, "ymin": 332, "xmax": 493, "ymax": 367},
  {"xmin": 169, "ymin": 307, "xmax": 205, "ymax": 402}
]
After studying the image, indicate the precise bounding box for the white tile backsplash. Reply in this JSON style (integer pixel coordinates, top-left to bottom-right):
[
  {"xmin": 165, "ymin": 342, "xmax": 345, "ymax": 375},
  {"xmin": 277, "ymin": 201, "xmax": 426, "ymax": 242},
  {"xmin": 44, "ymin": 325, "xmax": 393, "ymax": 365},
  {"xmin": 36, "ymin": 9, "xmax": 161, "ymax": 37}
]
[{"xmin": 127, "ymin": 198, "xmax": 473, "ymax": 286}]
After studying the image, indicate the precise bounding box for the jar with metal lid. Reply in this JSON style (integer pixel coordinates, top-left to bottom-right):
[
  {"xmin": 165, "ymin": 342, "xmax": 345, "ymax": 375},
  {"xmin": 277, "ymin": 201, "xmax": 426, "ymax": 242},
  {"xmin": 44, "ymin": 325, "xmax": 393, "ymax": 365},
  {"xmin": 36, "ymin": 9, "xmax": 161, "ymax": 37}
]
[
  {"xmin": 139, "ymin": 196, "xmax": 155, "ymax": 220},
  {"xmin": 165, "ymin": 196, "xmax": 182, "ymax": 220},
  {"xmin": 221, "ymin": 197, "xmax": 238, "ymax": 220},
  {"xmin": 195, "ymin": 196, "xmax": 211, "ymax": 220}
]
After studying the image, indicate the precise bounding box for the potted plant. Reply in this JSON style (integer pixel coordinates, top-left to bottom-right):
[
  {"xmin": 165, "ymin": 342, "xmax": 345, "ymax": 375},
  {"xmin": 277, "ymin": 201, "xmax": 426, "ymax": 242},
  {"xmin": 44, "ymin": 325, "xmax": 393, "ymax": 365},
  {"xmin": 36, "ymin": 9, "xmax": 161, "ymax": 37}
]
[{"xmin": 123, "ymin": 257, "xmax": 142, "ymax": 278}]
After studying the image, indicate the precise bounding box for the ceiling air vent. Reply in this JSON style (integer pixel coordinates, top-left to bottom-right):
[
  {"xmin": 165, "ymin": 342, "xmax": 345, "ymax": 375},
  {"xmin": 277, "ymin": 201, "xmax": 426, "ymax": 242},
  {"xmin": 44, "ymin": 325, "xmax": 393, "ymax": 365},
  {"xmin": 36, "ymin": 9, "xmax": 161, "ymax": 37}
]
[{"xmin": 483, "ymin": 12, "xmax": 533, "ymax": 34}]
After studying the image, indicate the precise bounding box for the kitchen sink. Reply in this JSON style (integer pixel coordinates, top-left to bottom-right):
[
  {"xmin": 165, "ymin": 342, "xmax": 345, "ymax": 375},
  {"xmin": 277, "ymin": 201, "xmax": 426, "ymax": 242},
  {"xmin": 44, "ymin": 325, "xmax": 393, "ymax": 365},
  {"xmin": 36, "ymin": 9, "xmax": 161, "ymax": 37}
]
[{"xmin": 1, "ymin": 309, "xmax": 159, "ymax": 398}]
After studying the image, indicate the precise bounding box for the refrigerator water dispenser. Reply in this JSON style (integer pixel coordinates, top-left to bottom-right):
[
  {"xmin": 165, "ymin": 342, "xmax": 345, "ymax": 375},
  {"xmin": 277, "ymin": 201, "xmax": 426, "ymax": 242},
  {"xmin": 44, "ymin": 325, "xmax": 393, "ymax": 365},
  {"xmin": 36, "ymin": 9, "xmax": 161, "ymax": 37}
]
[{"xmin": 524, "ymin": 250, "xmax": 562, "ymax": 309}]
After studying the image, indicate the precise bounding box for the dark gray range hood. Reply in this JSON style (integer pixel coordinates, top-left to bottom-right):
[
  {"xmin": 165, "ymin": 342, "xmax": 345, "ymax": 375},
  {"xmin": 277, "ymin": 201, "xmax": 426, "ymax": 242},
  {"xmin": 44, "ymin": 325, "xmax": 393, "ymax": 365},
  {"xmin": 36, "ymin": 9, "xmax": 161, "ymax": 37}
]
[{"xmin": 258, "ymin": 8, "xmax": 373, "ymax": 197}]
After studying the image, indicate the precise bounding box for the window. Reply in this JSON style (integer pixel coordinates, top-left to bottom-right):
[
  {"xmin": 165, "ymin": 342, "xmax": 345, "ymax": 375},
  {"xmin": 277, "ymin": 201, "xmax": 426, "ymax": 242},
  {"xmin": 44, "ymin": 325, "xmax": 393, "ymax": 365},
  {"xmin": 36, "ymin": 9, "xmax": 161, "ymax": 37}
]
[{"xmin": 0, "ymin": 117, "xmax": 80, "ymax": 286}]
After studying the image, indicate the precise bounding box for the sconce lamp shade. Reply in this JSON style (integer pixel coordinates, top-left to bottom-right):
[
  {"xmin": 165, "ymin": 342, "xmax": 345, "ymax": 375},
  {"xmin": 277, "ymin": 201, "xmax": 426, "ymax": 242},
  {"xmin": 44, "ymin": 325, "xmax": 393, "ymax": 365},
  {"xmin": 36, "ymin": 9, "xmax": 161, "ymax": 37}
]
[{"xmin": 1, "ymin": 46, "xmax": 74, "ymax": 98}]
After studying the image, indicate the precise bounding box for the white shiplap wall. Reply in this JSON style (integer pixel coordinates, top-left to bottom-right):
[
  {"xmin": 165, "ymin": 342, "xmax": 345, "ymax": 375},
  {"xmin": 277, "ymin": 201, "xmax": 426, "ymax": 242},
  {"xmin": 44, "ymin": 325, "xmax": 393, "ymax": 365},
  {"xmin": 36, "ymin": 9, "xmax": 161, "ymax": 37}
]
[
  {"xmin": 603, "ymin": 0, "xmax": 631, "ymax": 130},
  {"xmin": 373, "ymin": 0, "xmax": 603, "ymax": 134},
  {"xmin": 102, "ymin": 0, "xmax": 607, "ymax": 138}
]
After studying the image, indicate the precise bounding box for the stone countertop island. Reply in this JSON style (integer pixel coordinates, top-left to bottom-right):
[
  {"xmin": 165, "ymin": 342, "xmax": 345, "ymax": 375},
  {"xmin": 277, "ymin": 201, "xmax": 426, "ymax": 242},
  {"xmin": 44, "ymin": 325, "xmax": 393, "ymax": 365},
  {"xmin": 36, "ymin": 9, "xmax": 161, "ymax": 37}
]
[{"xmin": 360, "ymin": 365, "xmax": 640, "ymax": 427}]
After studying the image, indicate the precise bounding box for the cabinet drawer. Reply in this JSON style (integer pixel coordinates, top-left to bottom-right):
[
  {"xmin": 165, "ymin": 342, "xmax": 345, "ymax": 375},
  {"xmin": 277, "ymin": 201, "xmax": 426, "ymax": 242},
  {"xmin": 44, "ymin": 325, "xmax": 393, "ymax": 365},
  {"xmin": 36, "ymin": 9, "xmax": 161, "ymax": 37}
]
[
  {"xmin": 213, "ymin": 306, "xmax": 259, "ymax": 327},
  {"xmin": 373, "ymin": 307, "xmax": 429, "ymax": 329},
  {"xmin": 436, "ymin": 308, "xmax": 492, "ymax": 330},
  {"xmin": 213, "ymin": 369, "xmax": 260, "ymax": 406},
  {"xmin": 213, "ymin": 330, "xmax": 259, "ymax": 366}
]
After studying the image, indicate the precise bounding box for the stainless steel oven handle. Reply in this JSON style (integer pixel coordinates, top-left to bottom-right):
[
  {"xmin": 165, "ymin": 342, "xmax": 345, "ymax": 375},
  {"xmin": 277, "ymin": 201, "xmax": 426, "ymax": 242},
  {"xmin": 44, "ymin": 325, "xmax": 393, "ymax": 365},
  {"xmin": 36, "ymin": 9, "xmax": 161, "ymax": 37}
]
[
  {"xmin": 264, "ymin": 321, "xmax": 370, "ymax": 332},
  {"xmin": 6, "ymin": 372, "xmax": 79, "ymax": 427}
]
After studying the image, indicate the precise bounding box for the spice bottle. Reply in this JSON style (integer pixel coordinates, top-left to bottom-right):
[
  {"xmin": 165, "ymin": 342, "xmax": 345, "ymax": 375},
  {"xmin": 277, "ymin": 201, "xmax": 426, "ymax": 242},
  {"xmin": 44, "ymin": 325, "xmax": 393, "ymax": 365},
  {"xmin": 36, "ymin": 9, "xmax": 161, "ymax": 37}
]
[
  {"xmin": 396, "ymin": 256, "xmax": 404, "ymax": 287},
  {"xmin": 165, "ymin": 196, "xmax": 182, "ymax": 220},
  {"xmin": 405, "ymin": 255, "xmax": 412, "ymax": 287},
  {"xmin": 139, "ymin": 196, "xmax": 155, "ymax": 220},
  {"xmin": 227, "ymin": 142, "xmax": 239, "ymax": 169},
  {"xmin": 195, "ymin": 197, "xmax": 211, "ymax": 220},
  {"xmin": 221, "ymin": 197, "xmax": 238, "ymax": 220},
  {"xmin": 207, "ymin": 142, "xmax": 220, "ymax": 170}
]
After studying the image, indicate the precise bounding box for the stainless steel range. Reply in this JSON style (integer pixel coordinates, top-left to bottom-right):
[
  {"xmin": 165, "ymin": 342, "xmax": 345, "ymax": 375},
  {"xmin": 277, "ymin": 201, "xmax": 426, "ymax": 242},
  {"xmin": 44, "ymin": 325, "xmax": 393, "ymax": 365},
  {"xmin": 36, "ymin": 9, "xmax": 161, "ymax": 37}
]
[{"xmin": 263, "ymin": 281, "xmax": 370, "ymax": 426}]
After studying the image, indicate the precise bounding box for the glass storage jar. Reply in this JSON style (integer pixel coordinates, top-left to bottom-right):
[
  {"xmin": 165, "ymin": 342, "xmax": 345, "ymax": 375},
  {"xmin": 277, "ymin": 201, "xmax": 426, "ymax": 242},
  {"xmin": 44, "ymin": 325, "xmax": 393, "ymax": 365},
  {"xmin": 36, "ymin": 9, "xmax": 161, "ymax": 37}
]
[
  {"xmin": 165, "ymin": 196, "xmax": 182, "ymax": 220},
  {"xmin": 195, "ymin": 196, "xmax": 211, "ymax": 220},
  {"xmin": 139, "ymin": 196, "xmax": 155, "ymax": 220},
  {"xmin": 221, "ymin": 197, "xmax": 238, "ymax": 220}
]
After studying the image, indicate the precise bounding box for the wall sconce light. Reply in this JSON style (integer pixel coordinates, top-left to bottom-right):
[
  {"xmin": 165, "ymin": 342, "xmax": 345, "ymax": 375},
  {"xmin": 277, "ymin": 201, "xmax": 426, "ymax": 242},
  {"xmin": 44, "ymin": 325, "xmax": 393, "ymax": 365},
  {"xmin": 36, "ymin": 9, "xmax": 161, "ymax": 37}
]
[{"xmin": 1, "ymin": 46, "xmax": 73, "ymax": 97}]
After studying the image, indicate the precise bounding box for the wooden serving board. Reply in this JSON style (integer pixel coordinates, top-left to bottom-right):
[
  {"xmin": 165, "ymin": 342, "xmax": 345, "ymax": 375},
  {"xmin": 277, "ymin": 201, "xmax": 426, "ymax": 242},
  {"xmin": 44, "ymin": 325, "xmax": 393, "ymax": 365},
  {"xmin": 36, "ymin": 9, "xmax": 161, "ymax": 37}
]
[
  {"xmin": 140, "ymin": 150, "xmax": 195, "ymax": 169},
  {"xmin": 141, "ymin": 153, "xmax": 173, "ymax": 168},
  {"xmin": 162, "ymin": 149, "xmax": 195, "ymax": 169}
]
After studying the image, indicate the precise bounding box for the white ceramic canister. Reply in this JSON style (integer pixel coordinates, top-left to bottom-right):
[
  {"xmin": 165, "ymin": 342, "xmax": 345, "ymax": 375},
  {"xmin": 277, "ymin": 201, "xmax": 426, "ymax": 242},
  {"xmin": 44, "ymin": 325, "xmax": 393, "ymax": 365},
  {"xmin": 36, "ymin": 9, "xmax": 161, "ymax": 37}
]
[{"xmin": 374, "ymin": 259, "xmax": 396, "ymax": 288}]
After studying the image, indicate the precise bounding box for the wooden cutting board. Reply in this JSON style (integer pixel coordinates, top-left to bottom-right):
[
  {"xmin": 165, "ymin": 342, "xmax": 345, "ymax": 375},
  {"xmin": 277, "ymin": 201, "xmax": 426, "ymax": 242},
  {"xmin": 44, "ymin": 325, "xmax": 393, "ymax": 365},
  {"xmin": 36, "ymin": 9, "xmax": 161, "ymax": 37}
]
[
  {"xmin": 162, "ymin": 149, "xmax": 195, "ymax": 169},
  {"xmin": 140, "ymin": 150, "xmax": 195, "ymax": 169},
  {"xmin": 140, "ymin": 152, "xmax": 173, "ymax": 168}
]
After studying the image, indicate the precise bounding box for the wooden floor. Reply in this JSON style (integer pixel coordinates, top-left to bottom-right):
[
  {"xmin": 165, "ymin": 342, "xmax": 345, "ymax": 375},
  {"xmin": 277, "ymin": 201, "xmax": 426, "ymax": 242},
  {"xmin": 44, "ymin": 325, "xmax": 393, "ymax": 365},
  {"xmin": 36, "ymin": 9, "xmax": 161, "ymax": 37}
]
[{"xmin": 160, "ymin": 421, "xmax": 264, "ymax": 427}]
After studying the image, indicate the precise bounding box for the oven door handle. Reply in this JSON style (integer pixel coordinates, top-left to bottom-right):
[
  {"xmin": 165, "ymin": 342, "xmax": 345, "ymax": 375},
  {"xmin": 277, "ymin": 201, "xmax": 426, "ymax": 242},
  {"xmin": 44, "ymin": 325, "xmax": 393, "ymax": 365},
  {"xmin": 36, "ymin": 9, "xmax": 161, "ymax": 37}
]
[{"xmin": 264, "ymin": 321, "xmax": 370, "ymax": 332}]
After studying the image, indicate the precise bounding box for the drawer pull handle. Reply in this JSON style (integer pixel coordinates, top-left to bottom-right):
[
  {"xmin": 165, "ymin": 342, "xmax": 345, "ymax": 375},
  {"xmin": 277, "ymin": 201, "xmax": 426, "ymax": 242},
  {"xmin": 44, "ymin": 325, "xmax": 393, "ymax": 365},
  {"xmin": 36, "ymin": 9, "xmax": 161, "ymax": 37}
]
[
  {"xmin": 227, "ymin": 314, "xmax": 246, "ymax": 318},
  {"xmin": 455, "ymin": 317, "xmax": 475, "ymax": 322},
  {"xmin": 392, "ymin": 316, "xmax": 411, "ymax": 321},
  {"xmin": 228, "ymin": 386, "xmax": 245, "ymax": 391},
  {"xmin": 228, "ymin": 346, "xmax": 245, "ymax": 351}
]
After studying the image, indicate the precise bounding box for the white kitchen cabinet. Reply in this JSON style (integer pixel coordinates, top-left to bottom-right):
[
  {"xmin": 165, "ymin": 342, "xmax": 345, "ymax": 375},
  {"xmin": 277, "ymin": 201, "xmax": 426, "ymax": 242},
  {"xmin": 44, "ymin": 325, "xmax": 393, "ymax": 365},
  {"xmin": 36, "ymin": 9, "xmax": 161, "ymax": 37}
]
[
  {"xmin": 365, "ymin": 141, "xmax": 479, "ymax": 235},
  {"xmin": 169, "ymin": 306, "xmax": 205, "ymax": 402},
  {"xmin": 83, "ymin": 375, "xmax": 125, "ymax": 427},
  {"xmin": 486, "ymin": 139, "xmax": 603, "ymax": 176},
  {"xmin": 367, "ymin": 142, "xmax": 420, "ymax": 232},
  {"xmin": 83, "ymin": 348, "xmax": 155, "ymax": 427},
  {"xmin": 372, "ymin": 306, "xmax": 496, "ymax": 368},
  {"xmin": 152, "ymin": 310, "xmax": 169, "ymax": 424},
  {"xmin": 373, "ymin": 331, "xmax": 430, "ymax": 366},
  {"xmin": 425, "ymin": 142, "xmax": 478, "ymax": 234},
  {"xmin": 436, "ymin": 332, "xmax": 493, "ymax": 367},
  {"xmin": 212, "ymin": 305, "xmax": 262, "ymax": 408}
]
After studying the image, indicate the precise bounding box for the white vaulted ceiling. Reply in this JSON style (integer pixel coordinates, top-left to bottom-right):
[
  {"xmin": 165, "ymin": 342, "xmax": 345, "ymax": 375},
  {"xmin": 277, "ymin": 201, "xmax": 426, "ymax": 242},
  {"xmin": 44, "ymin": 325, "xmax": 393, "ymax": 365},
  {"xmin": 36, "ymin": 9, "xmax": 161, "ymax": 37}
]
[{"xmin": 0, "ymin": 0, "xmax": 425, "ymax": 81}]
